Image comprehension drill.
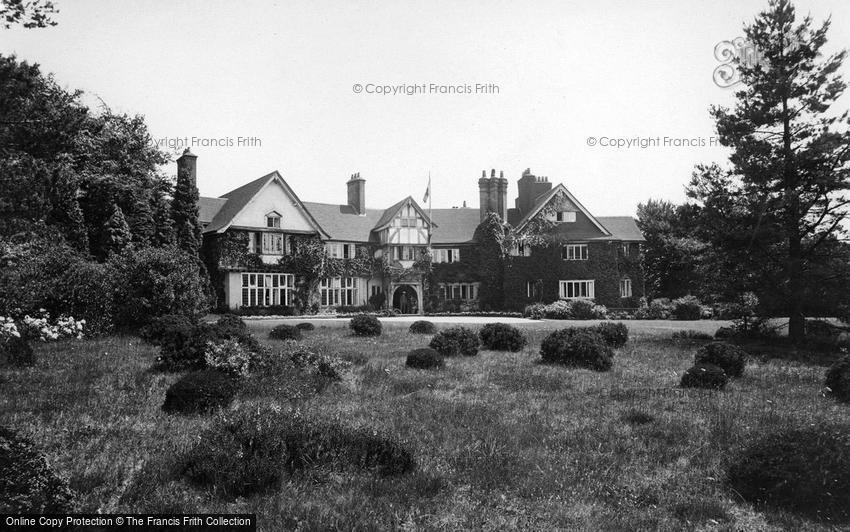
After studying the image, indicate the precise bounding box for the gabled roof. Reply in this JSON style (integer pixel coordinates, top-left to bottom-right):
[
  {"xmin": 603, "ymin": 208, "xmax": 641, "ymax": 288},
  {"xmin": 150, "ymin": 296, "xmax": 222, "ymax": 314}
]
[
  {"xmin": 429, "ymin": 208, "xmax": 480, "ymax": 244},
  {"xmin": 198, "ymin": 197, "xmax": 227, "ymax": 225},
  {"xmin": 300, "ymin": 202, "xmax": 385, "ymax": 242},
  {"xmin": 514, "ymin": 184, "xmax": 611, "ymax": 235},
  {"xmin": 202, "ymin": 171, "xmax": 329, "ymax": 238},
  {"xmin": 372, "ymin": 196, "xmax": 434, "ymax": 231},
  {"xmin": 597, "ymin": 217, "xmax": 645, "ymax": 241}
]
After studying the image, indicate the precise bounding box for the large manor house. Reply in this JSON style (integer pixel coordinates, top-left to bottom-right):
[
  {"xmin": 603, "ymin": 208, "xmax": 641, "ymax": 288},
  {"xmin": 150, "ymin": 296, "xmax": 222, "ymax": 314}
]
[{"xmin": 184, "ymin": 150, "xmax": 645, "ymax": 314}]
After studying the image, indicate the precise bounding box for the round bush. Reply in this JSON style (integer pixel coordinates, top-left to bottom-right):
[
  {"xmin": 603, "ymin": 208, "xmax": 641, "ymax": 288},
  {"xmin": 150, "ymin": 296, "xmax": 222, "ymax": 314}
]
[
  {"xmin": 157, "ymin": 320, "xmax": 260, "ymax": 372},
  {"xmin": 479, "ymin": 323, "xmax": 527, "ymax": 352},
  {"xmin": 268, "ymin": 324, "xmax": 302, "ymax": 341},
  {"xmin": 825, "ymin": 355, "xmax": 850, "ymax": 403},
  {"xmin": 694, "ymin": 342, "xmax": 747, "ymax": 377},
  {"xmin": 162, "ymin": 370, "xmax": 239, "ymax": 415},
  {"xmin": 349, "ymin": 314, "xmax": 382, "ymax": 337},
  {"xmin": 0, "ymin": 337, "xmax": 35, "ymax": 367},
  {"xmin": 680, "ymin": 363, "xmax": 727, "ymax": 389},
  {"xmin": 727, "ymin": 426, "xmax": 850, "ymax": 522},
  {"xmin": 672, "ymin": 296, "xmax": 702, "ymax": 320},
  {"xmin": 295, "ymin": 322, "xmax": 315, "ymax": 331},
  {"xmin": 406, "ymin": 348, "xmax": 444, "ymax": 369},
  {"xmin": 409, "ymin": 320, "xmax": 436, "ymax": 334},
  {"xmin": 139, "ymin": 314, "xmax": 195, "ymax": 346},
  {"xmin": 595, "ymin": 322, "xmax": 629, "ymax": 348},
  {"xmin": 540, "ymin": 329, "xmax": 613, "ymax": 371},
  {"xmin": 0, "ymin": 426, "xmax": 74, "ymax": 513},
  {"xmin": 714, "ymin": 326, "xmax": 735, "ymax": 339},
  {"xmin": 429, "ymin": 327, "xmax": 479, "ymax": 357},
  {"xmin": 216, "ymin": 314, "xmax": 248, "ymax": 335}
]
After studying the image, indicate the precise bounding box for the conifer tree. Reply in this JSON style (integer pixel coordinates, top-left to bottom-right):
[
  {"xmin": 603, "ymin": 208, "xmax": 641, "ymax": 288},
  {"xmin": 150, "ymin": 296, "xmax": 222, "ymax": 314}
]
[
  {"xmin": 102, "ymin": 204, "xmax": 131, "ymax": 256},
  {"xmin": 171, "ymin": 164, "xmax": 201, "ymax": 256}
]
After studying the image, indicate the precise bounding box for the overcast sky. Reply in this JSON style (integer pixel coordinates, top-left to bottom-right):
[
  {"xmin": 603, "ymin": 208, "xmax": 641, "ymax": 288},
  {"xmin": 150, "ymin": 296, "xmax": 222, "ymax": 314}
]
[{"xmin": 3, "ymin": 0, "xmax": 849, "ymax": 216}]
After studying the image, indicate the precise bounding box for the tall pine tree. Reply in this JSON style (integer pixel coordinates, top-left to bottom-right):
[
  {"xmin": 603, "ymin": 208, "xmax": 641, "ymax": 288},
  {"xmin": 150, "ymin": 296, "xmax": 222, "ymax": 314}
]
[
  {"xmin": 697, "ymin": 0, "xmax": 850, "ymax": 341},
  {"xmin": 101, "ymin": 204, "xmax": 131, "ymax": 256}
]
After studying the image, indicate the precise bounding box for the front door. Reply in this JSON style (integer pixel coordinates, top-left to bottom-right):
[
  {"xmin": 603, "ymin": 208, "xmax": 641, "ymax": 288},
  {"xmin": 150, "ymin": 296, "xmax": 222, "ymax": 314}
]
[{"xmin": 392, "ymin": 284, "xmax": 419, "ymax": 314}]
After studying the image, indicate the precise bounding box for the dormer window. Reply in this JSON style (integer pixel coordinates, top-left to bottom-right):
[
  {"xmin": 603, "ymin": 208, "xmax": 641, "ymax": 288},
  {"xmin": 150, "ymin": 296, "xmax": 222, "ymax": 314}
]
[
  {"xmin": 556, "ymin": 211, "xmax": 576, "ymax": 223},
  {"xmin": 266, "ymin": 211, "xmax": 281, "ymax": 228}
]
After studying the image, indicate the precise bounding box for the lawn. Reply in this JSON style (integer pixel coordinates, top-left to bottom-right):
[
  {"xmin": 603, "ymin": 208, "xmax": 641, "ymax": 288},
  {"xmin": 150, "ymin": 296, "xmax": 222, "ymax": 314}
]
[{"xmin": 1, "ymin": 321, "xmax": 848, "ymax": 531}]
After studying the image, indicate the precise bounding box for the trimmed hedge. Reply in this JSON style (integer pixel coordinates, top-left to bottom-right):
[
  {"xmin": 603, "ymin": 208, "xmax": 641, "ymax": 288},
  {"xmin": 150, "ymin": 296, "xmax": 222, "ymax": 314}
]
[
  {"xmin": 295, "ymin": 322, "xmax": 315, "ymax": 331},
  {"xmin": 349, "ymin": 314, "xmax": 382, "ymax": 337},
  {"xmin": 269, "ymin": 324, "xmax": 302, "ymax": 341},
  {"xmin": 694, "ymin": 342, "xmax": 747, "ymax": 377},
  {"xmin": 595, "ymin": 322, "xmax": 628, "ymax": 348},
  {"xmin": 0, "ymin": 426, "xmax": 74, "ymax": 513},
  {"xmin": 0, "ymin": 337, "xmax": 35, "ymax": 367},
  {"xmin": 680, "ymin": 363, "xmax": 727, "ymax": 390},
  {"xmin": 409, "ymin": 320, "xmax": 436, "ymax": 334},
  {"xmin": 540, "ymin": 328, "xmax": 613, "ymax": 371},
  {"xmin": 479, "ymin": 323, "xmax": 527, "ymax": 352},
  {"xmin": 161, "ymin": 370, "xmax": 239, "ymax": 415},
  {"xmin": 406, "ymin": 348, "xmax": 444, "ymax": 369},
  {"xmin": 429, "ymin": 327, "xmax": 479, "ymax": 357},
  {"xmin": 825, "ymin": 355, "xmax": 850, "ymax": 403},
  {"xmin": 727, "ymin": 426, "xmax": 850, "ymax": 522}
]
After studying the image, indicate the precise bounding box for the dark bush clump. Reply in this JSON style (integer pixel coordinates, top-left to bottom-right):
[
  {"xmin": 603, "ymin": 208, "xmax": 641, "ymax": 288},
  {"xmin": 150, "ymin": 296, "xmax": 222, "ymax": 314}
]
[
  {"xmin": 672, "ymin": 295, "xmax": 703, "ymax": 320},
  {"xmin": 295, "ymin": 322, "xmax": 315, "ymax": 331},
  {"xmin": 157, "ymin": 320, "xmax": 260, "ymax": 372},
  {"xmin": 409, "ymin": 320, "xmax": 436, "ymax": 334},
  {"xmin": 349, "ymin": 314, "xmax": 382, "ymax": 337},
  {"xmin": 406, "ymin": 348, "xmax": 444, "ymax": 369},
  {"xmin": 182, "ymin": 408, "xmax": 414, "ymax": 498},
  {"xmin": 281, "ymin": 344, "xmax": 350, "ymax": 381},
  {"xmin": 162, "ymin": 370, "xmax": 239, "ymax": 415},
  {"xmin": 714, "ymin": 326, "xmax": 736, "ymax": 339},
  {"xmin": 825, "ymin": 355, "xmax": 850, "ymax": 403},
  {"xmin": 479, "ymin": 323, "xmax": 527, "ymax": 352},
  {"xmin": 680, "ymin": 363, "xmax": 727, "ymax": 390},
  {"xmin": 268, "ymin": 324, "xmax": 302, "ymax": 341},
  {"xmin": 0, "ymin": 426, "xmax": 74, "ymax": 513},
  {"xmin": 0, "ymin": 337, "xmax": 35, "ymax": 367},
  {"xmin": 694, "ymin": 342, "xmax": 747, "ymax": 377},
  {"xmin": 595, "ymin": 322, "xmax": 629, "ymax": 348},
  {"xmin": 672, "ymin": 329, "xmax": 713, "ymax": 340},
  {"xmin": 727, "ymin": 425, "xmax": 850, "ymax": 522},
  {"xmin": 540, "ymin": 328, "xmax": 613, "ymax": 371},
  {"xmin": 139, "ymin": 314, "xmax": 196, "ymax": 346},
  {"xmin": 429, "ymin": 326, "xmax": 479, "ymax": 357},
  {"xmin": 215, "ymin": 314, "xmax": 248, "ymax": 336}
]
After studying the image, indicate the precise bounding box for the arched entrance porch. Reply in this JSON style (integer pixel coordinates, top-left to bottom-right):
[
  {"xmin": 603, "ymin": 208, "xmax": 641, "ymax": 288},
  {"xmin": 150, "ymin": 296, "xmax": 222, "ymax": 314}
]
[{"xmin": 391, "ymin": 284, "xmax": 421, "ymax": 315}]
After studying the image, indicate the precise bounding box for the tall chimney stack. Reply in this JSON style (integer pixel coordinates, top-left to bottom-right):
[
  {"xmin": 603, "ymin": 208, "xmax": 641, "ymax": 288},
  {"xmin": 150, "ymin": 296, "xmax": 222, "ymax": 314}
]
[
  {"xmin": 177, "ymin": 148, "xmax": 197, "ymax": 189},
  {"xmin": 478, "ymin": 168, "xmax": 508, "ymax": 222},
  {"xmin": 347, "ymin": 172, "xmax": 366, "ymax": 214}
]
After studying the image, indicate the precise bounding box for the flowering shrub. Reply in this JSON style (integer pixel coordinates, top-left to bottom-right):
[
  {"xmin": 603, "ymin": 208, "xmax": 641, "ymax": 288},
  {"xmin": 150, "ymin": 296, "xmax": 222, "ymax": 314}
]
[
  {"xmin": 544, "ymin": 301, "xmax": 572, "ymax": 319},
  {"xmin": 0, "ymin": 317, "xmax": 21, "ymax": 342},
  {"xmin": 522, "ymin": 303, "xmax": 547, "ymax": 320},
  {"xmin": 204, "ymin": 339, "xmax": 253, "ymax": 378},
  {"xmin": 7, "ymin": 311, "xmax": 85, "ymax": 342},
  {"xmin": 276, "ymin": 342, "xmax": 351, "ymax": 381}
]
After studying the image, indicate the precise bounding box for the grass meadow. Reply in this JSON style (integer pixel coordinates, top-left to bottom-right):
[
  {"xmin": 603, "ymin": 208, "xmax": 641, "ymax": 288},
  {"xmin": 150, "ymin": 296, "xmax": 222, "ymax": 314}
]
[{"xmin": 1, "ymin": 320, "xmax": 849, "ymax": 531}]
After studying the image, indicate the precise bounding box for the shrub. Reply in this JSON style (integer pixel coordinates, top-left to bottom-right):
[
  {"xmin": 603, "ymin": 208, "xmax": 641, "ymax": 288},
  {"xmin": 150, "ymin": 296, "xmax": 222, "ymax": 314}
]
[
  {"xmin": 644, "ymin": 298, "xmax": 674, "ymax": 320},
  {"xmin": 232, "ymin": 305, "xmax": 298, "ymax": 317},
  {"xmin": 182, "ymin": 407, "xmax": 414, "ymax": 498},
  {"xmin": 161, "ymin": 370, "xmax": 239, "ymax": 415},
  {"xmin": 295, "ymin": 322, "xmax": 315, "ymax": 331},
  {"xmin": 0, "ymin": 426, "xmax": 74, "ymax": 513},
  {"xmin": 672, "ymin": 295, "xmax": 703, "ymax": 320},
  {"xmin": 268, "ymin": 324, "xmax": 302, "ymax": 341},
  {"xmin": 280, "ymin": 343, "xmax": 351, "ymax": 381},
  {"xmin": 523, "ymin": 303, "xmax": 546, "ymax": 320},
  {"xmin": 714, "ymin": 326, "xmax": 736, "ymax": 339},
  {"xmin": 727, "ymin": 425, "xmax": 850, "ymax": 522},
  {"xmin": 336, "ymin": 304, "xmax": 374, "ymax": 314},
  {"xmin": 571, "ymin": 299, "xmax": 608, "ymax": 320},
  {"xmin": 109, "ymin": 246, "xmax": 207, "ymax": 329},
  {"xmin": 680, "ymin": 363, "xmax": 727, "ymax": 390},
  {"xmin": 479, "ymin": 323, "xmax": 526, "ymax": 352},
  {"xmin": 694, "ymin": 342, "xmax": 747, "ymax": 378},
  {"xmin": 409, "ymin": 320, "xmax": 436, "ymax": 334},
  {"xmin": 406, "ymin": 348, "xmax": 444, "ymax": 369},
  {"xmin": 429, "ymin": 326, "xmax": 479, "ymax": 357},
  {"xmin": 139, "ymin": 314, "xmax": 196, "ymax": 346},
  {"xmin": 540, "ymin": 329, "xmax": 613, "ymax": 371},
  {"xmin": 157, "ymin": 321, "xmax": 259, "ymax": 372},
  {"xmin": 349, "ymin": 314, "xmax": 382, "ymax": 337},
  {"xmin": 595, "ymin": 322, "xmax": 629, "ymax": 348},
  {"xmin": 672, "ymin": 329, "xmax": 713, "ymax": 340},
  {"xmin": 0, "ymin": 336, "xmax": 35, "ymax": 367},
  {"xmin": 825, "ymin": 355, "xmax": 850, "ymax": 403},
  {"xmin": 543, "ymin": 300, "xmax": 572, "ymax": 319},
  {"xmin": 204, "ymin": 339, "xmax": 253, "ymax": 377},
  {"xmin": 216, "ymin": 314, "xmax": 247, "ymax": 334}
]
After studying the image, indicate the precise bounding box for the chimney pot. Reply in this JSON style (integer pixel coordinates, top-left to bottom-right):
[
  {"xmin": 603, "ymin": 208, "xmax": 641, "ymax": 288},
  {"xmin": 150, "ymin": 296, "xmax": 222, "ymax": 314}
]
[
  {"xmin": 347, "ymin": 172, "xmax": 366, "ymax": 214},
  {"xmin": 491, "ymin": 169, "xmax": 496, "ymax": 178}
]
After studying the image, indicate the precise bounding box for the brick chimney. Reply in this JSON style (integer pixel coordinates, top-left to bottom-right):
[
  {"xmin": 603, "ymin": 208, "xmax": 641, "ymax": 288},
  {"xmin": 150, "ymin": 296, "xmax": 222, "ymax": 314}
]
[
  {"xmin": 478, "ymin": 168, "xmax": 508, "ymax": 222},
  {"xmin": 176, "ymin": 148, "xmax": 197, "ymax": 189},
  {"xmin": 515, "ymin": 168, "xmax": 552, "ymax": 216},
  {"xmin": 347, "ymin": 172, "xmax": 366, "ymax": 214}
]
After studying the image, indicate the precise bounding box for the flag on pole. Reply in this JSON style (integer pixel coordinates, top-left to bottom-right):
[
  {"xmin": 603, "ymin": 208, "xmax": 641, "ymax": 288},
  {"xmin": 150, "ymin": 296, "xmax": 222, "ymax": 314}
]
[{"xmin": 422, "ymin": 177, "xmax": 431, "ymax": 203}]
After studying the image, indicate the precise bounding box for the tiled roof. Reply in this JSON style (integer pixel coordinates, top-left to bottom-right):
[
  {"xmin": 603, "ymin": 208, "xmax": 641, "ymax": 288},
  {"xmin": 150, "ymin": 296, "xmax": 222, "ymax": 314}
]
[
  {"xmin": 597, "ymin": 216, "xmax": 644, "ymax": 241},
  {"xmin": 372, "ymin": 198, "xmax": 409, "ymax": 230},
  {"xmin": 204, "ymin": 173, "xmax": 277, "ymax": 232},
  {"xmin": 300, "ymin": 202, "xmax": 385, "ymax": 242},
  {"xmin": 429, "ymin": 208, "xmax": 480, "ymax": 244},
  {"xmin": 198, "ymin": 197, "xmax": 227, "ymax": 224}
]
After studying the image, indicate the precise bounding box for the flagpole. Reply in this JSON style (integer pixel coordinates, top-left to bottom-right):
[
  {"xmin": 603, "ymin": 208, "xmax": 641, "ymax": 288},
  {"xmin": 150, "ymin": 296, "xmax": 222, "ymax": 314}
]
[{"xmin": 427, "ymin": 172, "xmax": 432, "ymax": 251}]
